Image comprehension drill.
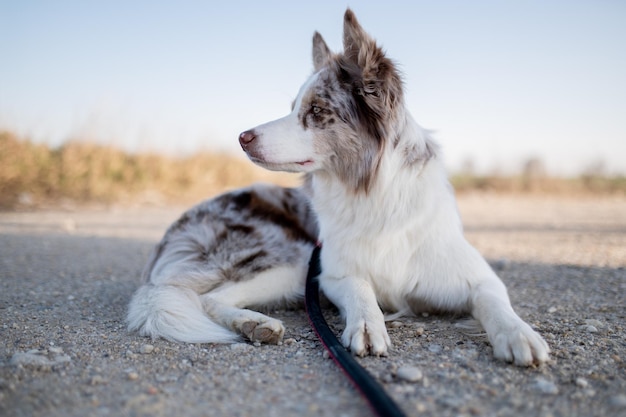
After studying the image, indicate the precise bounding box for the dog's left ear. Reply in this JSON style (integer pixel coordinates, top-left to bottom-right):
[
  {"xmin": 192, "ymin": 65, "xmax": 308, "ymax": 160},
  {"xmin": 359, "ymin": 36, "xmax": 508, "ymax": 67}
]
[
  {"xmin": 312, "ymin": 32, "xmax": 332, "ymax": 71},
  {"xmin": 342, "ymin": 9, "xmax": 402, "ymax": 101}
]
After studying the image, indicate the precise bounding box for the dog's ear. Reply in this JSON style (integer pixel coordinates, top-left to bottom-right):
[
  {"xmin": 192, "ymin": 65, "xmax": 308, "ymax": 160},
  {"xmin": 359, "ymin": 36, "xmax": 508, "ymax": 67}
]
[
  {"xmin": 312, "ymin": 32, "xmax": 332, "ymax": 71},
  {"xmin": 341, "ymin": 9, "xmax": 403, "ymax": 144},
  {"xmin": 342, "ymin": 9, "xmax": 402, "ymax": 100},
  {"xmin": 342, "ymin": 9, "xmax": 375, "ymax": 67}
]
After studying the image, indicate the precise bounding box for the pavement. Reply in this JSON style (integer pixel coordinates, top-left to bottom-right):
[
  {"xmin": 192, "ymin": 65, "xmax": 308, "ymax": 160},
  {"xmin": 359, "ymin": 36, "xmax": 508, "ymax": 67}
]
[{"xmin": 1, "ymin": 192, "xmax": 625, "ymax": 417}]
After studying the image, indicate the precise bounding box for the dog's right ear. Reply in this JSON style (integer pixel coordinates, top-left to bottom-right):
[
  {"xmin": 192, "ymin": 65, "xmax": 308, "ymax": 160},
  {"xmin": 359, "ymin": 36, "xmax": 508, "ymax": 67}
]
[{"xmin": 312, "ymin": 32, "xmax": 332, "ymax": 71}]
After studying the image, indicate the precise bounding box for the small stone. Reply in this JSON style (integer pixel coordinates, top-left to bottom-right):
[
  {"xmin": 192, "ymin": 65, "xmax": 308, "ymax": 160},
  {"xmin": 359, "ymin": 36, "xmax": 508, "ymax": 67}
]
[
  {"xmin": 127, "ymin": 372, "xmax": 139, "ymax": 381},
  {"xmin": 547, "ymin": 306, "xmax": 557, "ymax": 313},
  {"xmin": 253, "ymin": 342, "xmax": 261, "ymax": 347},
  {"xmin": 415, "ymin": 327, "xmax": 425, "ymax": 336},
  {"xmin": 533, "ymin": 377, "xmax": 558, "ymax": 395},
  {"xmin": 492, "ymin": 258, "xmax": 510, "ymax": 270},
  {"xmin": 49, "ymin": 346, "xmax": 64, "ymax": 354},
  {"xmin": 283, "ymin": 338, "xmax": 297, "ymax": 346},
  {"xmin": 428, "ymin": 344, "xmax": 442, "ymax": 353},
  {"xmin": 10, "ymin": 351, "xmax": 49, "ymax": 367},
  {"xmin": 322, "ymin": 350, "xmax": 330, "ymax": 360},
  {"xmin": 381, "ymin": 373, "xmax": 393, "ymax": 383},
  {"xmin": 584, "ymin": 389, "xmax": 597, "ymax": 398},
  {"xmin": 609, "ymin": 394, "xmax": 626, "ymax": 409},
  {"xmin": 396, "ymin": 366, "xmax": 423, "ymax": 382},
  {"xmin": 583, "ymin": 325, "xmax": 598, "ymax": 333},
  {"xmin": 90, "ymin": 375, "xmax": 106, "ymax": 386},
  {"xmin": 10, "ymin": 351, "xmax": 71, "ymax": 368},
  {"xmin": 575, "ymin": 377, "xmax": 588, "ymax": 388},
  {"xmin": 584, "ymin": 319, "xmax": 603, "ymax": 328},
  {"xmin": 139, "ymin": 344, "xmax": 154, "ymax": 354},
  {"xmin": 389, "ymin": 321, "xmax": 403, "ymax": 328},
  {"xmin": 230, "ymin": 343, "xmax": 252, "ymax": 351}
]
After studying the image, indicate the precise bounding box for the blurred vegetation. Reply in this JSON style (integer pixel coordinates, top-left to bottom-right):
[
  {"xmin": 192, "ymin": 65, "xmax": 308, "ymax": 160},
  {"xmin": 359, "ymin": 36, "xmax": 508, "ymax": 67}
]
[
  {"xmin": 0, "ymin": 130, "xmax": 299, "ymax": 209},
  {"xmin": 451, "ymin": 155, "xmax": 626, "ymax": 195},
  {"xmin": 1, "ymin": 130, "xmax": 624, "ymax": 209},
  {"xmin": 450, "ymin": 173, "xmax": 626, "ymax": 194}
]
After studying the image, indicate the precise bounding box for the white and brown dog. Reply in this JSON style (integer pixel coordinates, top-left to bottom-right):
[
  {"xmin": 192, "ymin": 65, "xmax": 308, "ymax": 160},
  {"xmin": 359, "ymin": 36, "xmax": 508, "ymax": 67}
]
[{"xmin": 128, "ymin": 9, "xmax": 550, "ymax": 366}]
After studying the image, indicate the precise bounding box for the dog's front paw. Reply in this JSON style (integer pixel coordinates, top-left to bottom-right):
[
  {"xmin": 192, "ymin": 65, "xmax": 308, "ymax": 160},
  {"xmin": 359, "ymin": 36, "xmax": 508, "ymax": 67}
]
[
  {"xmin": 491, "ymin": 321, "xmax": 550, "ymax": 366},
  {"xmin": 341, "ymin": 317, "xmax": 391, "ymax": 357}
]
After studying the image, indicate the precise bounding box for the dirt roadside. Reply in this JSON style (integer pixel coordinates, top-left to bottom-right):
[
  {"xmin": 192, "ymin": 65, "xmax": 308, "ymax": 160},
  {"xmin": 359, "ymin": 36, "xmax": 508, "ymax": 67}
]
[{"xmin": 1, "ymin": 192, "xmax": 625, "ymax": 417}]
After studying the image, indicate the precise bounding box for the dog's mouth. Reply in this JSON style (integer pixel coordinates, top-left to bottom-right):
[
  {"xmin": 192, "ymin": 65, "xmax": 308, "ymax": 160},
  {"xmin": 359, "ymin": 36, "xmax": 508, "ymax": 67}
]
[
  {"xmin": 248, "ymin": 155, "xmax": 315, "ymax": 172},
  {"xmin": 296, "ymin": 160, "xmax": 314, "ymax": 166}
]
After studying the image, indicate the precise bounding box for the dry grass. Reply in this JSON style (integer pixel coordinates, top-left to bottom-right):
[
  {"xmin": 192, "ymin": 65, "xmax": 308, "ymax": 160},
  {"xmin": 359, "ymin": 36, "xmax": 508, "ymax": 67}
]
[
  {"xmin": 1, "ymin": 130, "xmax": 624, "ymax": 209},
  {"xmin": 450, "ymin": 172, "xmax": 626, "ymax": 195},
  {"xmin": 0, "ymin": 131, "xmax": 299, "ymax": 209}
]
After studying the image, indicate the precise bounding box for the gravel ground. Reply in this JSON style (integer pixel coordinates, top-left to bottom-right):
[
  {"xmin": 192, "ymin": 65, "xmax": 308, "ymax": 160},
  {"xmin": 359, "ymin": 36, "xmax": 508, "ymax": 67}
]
[{"xmin": 1, "ymin": 192, "xmax": 625, "ymax": 417}]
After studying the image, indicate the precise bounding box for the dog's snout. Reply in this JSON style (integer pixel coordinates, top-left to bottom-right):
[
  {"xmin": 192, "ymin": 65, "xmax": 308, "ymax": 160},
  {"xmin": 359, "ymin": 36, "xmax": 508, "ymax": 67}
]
[
  {"xmin": 239, "ymin": 129, "xmax": 262, "ymax": 159},
  {"xmin": 239, "ymin": 130, "xmax": 257, "ymax": 147}
]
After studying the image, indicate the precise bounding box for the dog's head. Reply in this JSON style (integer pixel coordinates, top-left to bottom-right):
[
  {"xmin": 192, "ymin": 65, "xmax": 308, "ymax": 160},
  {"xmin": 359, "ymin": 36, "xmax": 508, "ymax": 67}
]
[{"xmin": 240, "ymin": 9, "xmax": 404, "ymax": 192}]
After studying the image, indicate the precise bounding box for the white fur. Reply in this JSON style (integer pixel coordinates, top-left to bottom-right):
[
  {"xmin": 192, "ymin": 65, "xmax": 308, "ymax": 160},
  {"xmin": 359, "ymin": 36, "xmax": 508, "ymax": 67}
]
[
  {"xmin": 252, "ymin": 102, "xmax": 550, "ymax": 365},
  {"xmin": 127, "ymin": 283, "xmax": 239, "ymax": 344},
  {"xmin": 243, "ymin": 74, "xmax": 321, "ymax": 172},
  {"xmin": 241, "ymin": 11, "xmax": 550, "ymax": 365}
]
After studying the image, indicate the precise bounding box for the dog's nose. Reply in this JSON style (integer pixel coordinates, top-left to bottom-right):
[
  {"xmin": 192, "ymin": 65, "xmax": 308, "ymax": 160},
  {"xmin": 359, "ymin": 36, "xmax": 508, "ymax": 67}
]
[{"xmin": 239, "ymin": 130, "xmax": 257, "ymax": 147}]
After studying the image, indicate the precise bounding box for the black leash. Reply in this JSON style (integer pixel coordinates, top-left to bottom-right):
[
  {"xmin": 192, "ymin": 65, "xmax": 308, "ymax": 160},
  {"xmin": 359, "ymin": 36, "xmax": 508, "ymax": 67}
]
[{"xmin": 305, "ymin": 245, "xmax": 408, "ymax": 417}]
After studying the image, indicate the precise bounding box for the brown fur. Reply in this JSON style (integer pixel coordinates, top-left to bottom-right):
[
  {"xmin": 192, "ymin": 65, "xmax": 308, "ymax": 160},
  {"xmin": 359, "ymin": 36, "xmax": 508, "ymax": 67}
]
[{"xmin": 306, "ymin": 10, "xmax": 405, "ymax": 193}]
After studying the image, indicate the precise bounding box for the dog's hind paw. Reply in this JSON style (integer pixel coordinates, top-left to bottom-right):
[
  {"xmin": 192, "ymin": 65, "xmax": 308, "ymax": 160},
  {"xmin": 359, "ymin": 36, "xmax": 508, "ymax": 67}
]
[
  {"xmin": 491, "ymin": 321, "xmax": 551, "ymax": 366},
  {"xmin": 240, "ymin": 318, "xmax": 285, "ymax": 345}
]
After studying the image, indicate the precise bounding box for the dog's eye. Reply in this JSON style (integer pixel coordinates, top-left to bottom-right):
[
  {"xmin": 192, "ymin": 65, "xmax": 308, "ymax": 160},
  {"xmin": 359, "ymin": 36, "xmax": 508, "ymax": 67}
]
[{"xmin": 312, "ymin": 105, "xmax": 322, "ymax": 114}]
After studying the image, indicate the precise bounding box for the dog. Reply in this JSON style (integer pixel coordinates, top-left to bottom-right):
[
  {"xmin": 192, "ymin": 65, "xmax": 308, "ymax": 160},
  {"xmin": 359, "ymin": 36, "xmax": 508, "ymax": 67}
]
[
  {"xmin": 237, "ymin": 9, "xmax": 550, "ymax": 366},
  {"xmin": 128, "ymin": 8, "xmax": 550, "ymax": 366}
]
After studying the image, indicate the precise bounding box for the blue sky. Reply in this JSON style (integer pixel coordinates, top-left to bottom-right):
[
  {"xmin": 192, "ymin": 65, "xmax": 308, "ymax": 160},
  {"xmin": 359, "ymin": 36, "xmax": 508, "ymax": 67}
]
[{"xmin": 1, "ymin": 0, "xmax": 625, "ymax": 175}]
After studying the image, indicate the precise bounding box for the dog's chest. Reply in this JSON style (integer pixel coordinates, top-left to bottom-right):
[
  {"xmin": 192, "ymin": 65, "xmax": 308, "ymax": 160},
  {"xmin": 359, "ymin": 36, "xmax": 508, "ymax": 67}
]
[{"xmin": 320, "ymin": 218, "xmax": 419, "ymax": 303}]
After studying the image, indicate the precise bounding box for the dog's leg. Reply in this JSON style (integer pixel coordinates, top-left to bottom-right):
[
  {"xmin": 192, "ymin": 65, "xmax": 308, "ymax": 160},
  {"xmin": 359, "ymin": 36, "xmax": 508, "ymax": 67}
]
[
  {"xmin": 321, "ymin": 276, "xmax": 391, "ymax": 356},
  {"xmin": 200, "ymin": 265, "xmax": 305, "ymax": 344},
  {"xmin": 470, "ymin": 277, "xmax": 550, "ymax": 366}
]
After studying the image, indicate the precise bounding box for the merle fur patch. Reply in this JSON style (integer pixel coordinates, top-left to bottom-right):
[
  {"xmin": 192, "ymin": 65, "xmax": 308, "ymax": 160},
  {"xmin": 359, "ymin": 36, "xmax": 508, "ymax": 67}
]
[{"xmin": 145, "ymin": 185, "xmax": 318, "ymax": 285}]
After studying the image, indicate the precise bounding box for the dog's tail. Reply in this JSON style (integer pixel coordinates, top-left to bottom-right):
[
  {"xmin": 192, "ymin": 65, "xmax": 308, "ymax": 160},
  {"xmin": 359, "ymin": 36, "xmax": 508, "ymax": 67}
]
[{"xmin": 126, "ymin": 283, "xmax": 239, "ymax": 344}]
